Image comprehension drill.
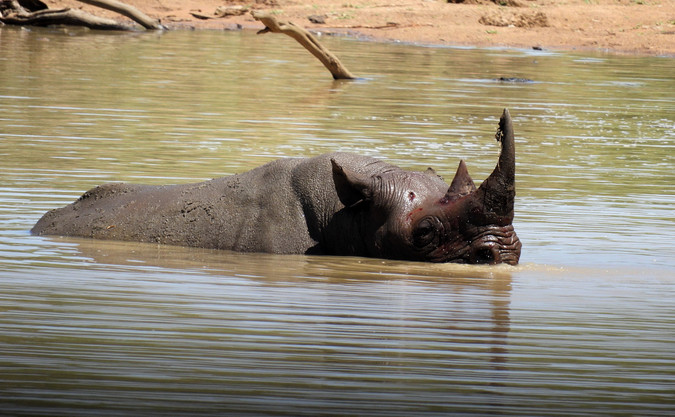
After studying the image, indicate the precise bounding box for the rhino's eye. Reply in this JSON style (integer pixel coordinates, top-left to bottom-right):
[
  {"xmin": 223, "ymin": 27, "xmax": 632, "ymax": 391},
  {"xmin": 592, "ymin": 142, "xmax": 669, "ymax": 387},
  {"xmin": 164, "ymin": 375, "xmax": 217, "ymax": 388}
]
[{"xmin": 412, "ymin": 217, "xmax": 441, "ymax": 248}]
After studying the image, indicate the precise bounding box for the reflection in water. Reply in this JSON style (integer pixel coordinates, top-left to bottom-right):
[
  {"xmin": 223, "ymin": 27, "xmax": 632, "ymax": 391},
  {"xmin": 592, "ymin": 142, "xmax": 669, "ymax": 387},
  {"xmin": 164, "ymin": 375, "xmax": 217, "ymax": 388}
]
[
  {"xmin": 1, "ymin": 26, "xmax": 674, "ymax": 415},
  {"xmin": 3, "ymin": 238, "xmax": 514, "ymax": 415}
]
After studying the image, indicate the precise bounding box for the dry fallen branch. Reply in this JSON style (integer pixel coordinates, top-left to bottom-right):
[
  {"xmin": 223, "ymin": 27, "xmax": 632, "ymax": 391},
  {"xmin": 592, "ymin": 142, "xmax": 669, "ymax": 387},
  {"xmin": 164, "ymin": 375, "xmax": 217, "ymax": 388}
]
[
  {"xmin": 0, "ymin": 0, "xmax": 127, "ymax": 29},
  {"xmin": 251, "ymin": 10, "xmax": 356, "ymax": 80},
  {"xmin": 0, "ymin": 9, "xmax": 125, "ymax": 29},
  {"xmin": 189, "ymin": 5, "xmax": 249, "ymax": 20},
  {"xmin": 76, "ymin": 0, "xmax": 164, "ymax": 30},
  {"xmin": 0, "ymin": 0, "xmax": 163, "ymax": 30}
]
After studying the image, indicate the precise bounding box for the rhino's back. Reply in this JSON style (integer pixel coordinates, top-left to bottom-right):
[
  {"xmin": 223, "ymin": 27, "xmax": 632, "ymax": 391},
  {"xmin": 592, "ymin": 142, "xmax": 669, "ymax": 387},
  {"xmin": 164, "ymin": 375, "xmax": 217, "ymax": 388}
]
[
  {"xmin": 31, "ymin": 152, "xmax": 398, "ymax": 254},
  {"xmin": 31, "ymin": 157, "xmax": 315, "ymax": 253}
]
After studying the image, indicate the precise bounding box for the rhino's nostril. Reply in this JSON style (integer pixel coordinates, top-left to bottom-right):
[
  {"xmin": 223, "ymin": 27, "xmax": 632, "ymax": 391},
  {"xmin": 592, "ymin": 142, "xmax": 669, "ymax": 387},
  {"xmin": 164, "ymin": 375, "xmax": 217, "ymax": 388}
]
[
  {"xmin": 474, "ymin": 248, "xmax": 493, "ymax": 263},
  {"xmin": 471, "ymin": 245, "xmax": 501, "ymax": 264}
]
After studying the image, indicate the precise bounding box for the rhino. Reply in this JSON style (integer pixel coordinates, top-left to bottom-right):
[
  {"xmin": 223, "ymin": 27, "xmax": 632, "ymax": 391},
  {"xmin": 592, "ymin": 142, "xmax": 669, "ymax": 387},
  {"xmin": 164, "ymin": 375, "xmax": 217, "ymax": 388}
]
[{"xmin": 32, "ymin": 109, "xmax": 522, "ymax": 265}]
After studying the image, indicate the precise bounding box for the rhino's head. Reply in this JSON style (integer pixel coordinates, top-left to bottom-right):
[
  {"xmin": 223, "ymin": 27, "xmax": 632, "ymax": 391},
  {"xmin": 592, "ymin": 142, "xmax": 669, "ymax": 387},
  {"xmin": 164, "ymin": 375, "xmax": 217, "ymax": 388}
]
[{"xmin": 331, "ymin": 109, "xmax": 522, "ymax": 265}]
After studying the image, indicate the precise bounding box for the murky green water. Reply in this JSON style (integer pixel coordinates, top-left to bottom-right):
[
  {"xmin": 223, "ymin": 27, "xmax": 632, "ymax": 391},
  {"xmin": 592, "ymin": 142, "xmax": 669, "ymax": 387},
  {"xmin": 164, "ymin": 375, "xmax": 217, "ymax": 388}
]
[{"xmin": 1, "ymin": 27, "xmax": 674, "ymax": 415}]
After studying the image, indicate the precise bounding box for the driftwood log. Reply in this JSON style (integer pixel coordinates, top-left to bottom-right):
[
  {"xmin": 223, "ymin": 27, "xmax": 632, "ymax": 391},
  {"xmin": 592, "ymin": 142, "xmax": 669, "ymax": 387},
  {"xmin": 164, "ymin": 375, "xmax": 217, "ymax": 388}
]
[
  {"xmin": 1, "ymin": 5, "xmax": 127, "ymax": 29},
  {"xmin": 76, "ymin": 0, "xmax": 162, "ymax": 30},
  {"xmin": 0, "ymin": 0, "xmax": 163, "ymax": 30},
  {"xmin": 251, "ymin": 10, "xmax": 356, "ymax": 80}
]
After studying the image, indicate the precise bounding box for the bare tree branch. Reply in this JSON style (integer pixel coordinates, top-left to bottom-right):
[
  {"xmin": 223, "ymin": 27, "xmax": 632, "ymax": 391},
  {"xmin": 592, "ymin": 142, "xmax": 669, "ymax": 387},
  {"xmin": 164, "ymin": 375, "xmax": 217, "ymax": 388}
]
[
  {"xmin": 0, "ymin": 1, "xmax": 128, "ymax": 29},
  {"xmin": 252, "ymin": 11, "xmax": 356, "ymax": 80},
  {"xmin": 0, "ymin": 0, "xmax": 164, "ymax": 30},
  {"xmin": 76, "ymin": 0, "xmax": 164, "ymax": 30}
]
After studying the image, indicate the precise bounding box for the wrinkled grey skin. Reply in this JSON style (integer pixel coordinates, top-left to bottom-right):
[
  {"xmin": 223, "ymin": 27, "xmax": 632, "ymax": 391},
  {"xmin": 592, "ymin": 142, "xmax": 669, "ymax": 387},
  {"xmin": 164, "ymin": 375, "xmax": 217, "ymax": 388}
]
[{"xmin": 32, "ymin": 109, "xmax": 522, "ymax": 265}]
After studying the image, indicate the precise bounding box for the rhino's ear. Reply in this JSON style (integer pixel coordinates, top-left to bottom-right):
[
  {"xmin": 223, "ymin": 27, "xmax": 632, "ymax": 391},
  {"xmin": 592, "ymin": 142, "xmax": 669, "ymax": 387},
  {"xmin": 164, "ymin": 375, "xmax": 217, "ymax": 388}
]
[
  {"xmin": 425, "ymin": 166, "xmax": 445, "ymax": 181},
  {"xmin": 331, "ymin": 158, "xmax": 372, "ymax": 208}
]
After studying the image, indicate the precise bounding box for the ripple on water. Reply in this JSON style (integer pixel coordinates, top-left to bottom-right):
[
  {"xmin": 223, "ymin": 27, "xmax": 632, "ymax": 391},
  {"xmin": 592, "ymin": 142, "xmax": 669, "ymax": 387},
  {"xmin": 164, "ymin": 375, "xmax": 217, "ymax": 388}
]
[{"xmin": 1, "ymin": 28, "xmax": 674, "ymax": 416}]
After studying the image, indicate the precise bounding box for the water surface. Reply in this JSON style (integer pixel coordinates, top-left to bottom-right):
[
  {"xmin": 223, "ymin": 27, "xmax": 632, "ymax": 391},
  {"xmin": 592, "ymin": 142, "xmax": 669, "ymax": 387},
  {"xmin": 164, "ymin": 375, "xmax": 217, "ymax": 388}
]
[{"xmin": 1, "ymin": 26, "xmax": 674, "ymax": 415}]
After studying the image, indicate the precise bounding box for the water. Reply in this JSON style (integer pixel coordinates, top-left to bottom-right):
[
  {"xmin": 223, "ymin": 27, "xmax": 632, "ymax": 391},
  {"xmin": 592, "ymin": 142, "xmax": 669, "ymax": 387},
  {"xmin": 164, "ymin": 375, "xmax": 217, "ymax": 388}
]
[{"xmin": 1, "ymin": 26, "xmax": 674, "ymax": 415}]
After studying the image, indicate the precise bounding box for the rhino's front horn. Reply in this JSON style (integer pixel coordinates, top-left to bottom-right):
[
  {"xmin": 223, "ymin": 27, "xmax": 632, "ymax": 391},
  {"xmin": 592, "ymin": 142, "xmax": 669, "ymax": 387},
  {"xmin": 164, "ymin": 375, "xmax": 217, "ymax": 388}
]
[{"xmin": 474, "ymin": 108, "xmax": 516, "ymax": 225}]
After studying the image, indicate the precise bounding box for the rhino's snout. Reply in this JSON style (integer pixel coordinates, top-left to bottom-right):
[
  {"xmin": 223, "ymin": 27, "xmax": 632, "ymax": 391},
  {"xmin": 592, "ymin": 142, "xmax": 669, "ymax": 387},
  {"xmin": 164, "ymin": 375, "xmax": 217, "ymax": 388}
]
[{"xmin": 467, "ymin": 225, "xmax": 521, "ymax": 265}]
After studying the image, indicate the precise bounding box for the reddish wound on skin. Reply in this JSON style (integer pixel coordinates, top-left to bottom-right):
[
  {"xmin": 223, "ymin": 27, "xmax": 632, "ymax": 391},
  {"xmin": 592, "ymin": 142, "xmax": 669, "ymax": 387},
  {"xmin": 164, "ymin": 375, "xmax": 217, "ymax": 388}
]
[{"xmin": 406, "ymin": 207, "xmax": 423, "ymax": 221}]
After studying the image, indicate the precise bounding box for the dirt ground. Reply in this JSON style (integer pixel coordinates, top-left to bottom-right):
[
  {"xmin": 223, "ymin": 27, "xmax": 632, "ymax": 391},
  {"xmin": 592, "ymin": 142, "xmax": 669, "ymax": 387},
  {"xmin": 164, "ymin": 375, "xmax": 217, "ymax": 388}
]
[{"xmin": 44, "ymin": 1, "xmax": 675, "ymax": 56}]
